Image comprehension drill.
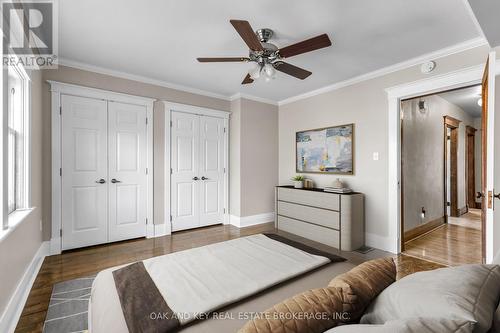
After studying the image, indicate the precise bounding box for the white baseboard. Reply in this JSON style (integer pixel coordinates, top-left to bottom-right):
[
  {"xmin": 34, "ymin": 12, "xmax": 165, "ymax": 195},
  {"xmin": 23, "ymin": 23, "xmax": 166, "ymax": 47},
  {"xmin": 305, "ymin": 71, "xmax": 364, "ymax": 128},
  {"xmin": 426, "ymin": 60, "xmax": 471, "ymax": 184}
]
[
  {"xmin": 49, "ymin": 236, "xmax": 61, "ymax": 255},
  {"xmin": 154, "ymin": 223, "xmax": 170, "ymax": 237},
  {"xmin": 230, "ymin": 212, "xmax": 274, "ymax": 228},
  {"xmin": 365, "ymin": 232, "xmax": 396, "ymax": 254},
  {"xmin": 0, "ymin": 241, "xmax": 49, "ymax": 333}
]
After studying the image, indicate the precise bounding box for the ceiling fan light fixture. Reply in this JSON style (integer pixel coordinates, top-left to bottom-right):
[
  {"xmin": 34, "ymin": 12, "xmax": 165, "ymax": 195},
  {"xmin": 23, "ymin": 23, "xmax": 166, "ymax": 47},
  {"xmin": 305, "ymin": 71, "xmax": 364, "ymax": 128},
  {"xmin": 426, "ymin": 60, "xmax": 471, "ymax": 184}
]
[
  {"xmin": 263, "ymin": 63, "xmax": 276, "ymax": 81},
  {"xmin": 248, "ymin": 63, "xmax": 261, "ymax": 80}
]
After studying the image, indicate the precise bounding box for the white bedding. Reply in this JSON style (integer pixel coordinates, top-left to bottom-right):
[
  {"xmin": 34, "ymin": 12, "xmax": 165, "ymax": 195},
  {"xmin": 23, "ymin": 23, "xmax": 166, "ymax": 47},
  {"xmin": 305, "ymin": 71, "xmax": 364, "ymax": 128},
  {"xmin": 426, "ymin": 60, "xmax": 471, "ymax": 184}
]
[{"xmin": 90, "ymin": 234, "xmax": 332, "ymax": 333}]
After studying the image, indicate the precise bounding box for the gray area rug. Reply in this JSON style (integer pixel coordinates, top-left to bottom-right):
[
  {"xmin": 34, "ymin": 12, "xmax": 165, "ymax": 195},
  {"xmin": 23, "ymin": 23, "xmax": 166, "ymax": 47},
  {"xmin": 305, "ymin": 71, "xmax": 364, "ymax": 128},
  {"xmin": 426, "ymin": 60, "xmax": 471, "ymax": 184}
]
[{"xmin": 43, "ymin": 276, "xmax": 95, "ymax": 333}]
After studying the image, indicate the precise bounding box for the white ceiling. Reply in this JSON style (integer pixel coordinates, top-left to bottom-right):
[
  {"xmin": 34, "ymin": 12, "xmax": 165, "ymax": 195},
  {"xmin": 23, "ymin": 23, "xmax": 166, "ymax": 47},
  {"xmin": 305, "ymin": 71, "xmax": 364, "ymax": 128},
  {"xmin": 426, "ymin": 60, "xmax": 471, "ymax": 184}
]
[
  {"xmin": 58, "ymin": 0, "xmax": 482, "ymax": 102},
  {"xmin": 439, "ymin": 85, "xmax": 482, "ymax": 118},
  {"xmin": 468, "ymin": 0, "xmax": 500, "ymax": 48}
]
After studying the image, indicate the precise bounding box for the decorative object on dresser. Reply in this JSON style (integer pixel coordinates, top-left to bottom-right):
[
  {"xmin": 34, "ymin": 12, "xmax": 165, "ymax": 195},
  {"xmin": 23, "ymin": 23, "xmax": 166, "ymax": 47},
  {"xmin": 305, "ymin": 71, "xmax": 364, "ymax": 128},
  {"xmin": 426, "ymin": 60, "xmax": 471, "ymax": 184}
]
[
  {"xmin": 296, "ymin": 124, "xmax": 354, "ymax": 174},
  {"xmin": 304, "ymin": 179, "xmax": 315, "ymax": 189},
  {"xmin": 275, "ymin": 186, "xmax": 364, "ymax": 251},
  {"xmin": 291, "ymin": 175, "xmax": 305, "ymax": 188},
  {"xmin": 325, "ymin": 178, "xmax": 353, "ymax": 193}
]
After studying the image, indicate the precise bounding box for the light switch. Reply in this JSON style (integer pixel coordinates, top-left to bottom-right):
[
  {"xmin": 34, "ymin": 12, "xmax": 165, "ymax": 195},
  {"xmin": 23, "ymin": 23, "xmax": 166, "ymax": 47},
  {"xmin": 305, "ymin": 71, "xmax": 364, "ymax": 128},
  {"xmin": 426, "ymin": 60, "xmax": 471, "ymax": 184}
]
[{"xmin": 373, "ymin": 152, "xmax": 379, "ymax": 161}]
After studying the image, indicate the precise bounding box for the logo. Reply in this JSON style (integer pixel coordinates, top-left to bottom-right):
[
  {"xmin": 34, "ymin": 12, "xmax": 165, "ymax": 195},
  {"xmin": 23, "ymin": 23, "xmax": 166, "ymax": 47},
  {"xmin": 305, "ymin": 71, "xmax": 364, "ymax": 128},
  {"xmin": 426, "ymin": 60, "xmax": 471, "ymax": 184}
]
[{"xmin": 2, "ymin": 0, "xmax": 58, "ymax": 68}]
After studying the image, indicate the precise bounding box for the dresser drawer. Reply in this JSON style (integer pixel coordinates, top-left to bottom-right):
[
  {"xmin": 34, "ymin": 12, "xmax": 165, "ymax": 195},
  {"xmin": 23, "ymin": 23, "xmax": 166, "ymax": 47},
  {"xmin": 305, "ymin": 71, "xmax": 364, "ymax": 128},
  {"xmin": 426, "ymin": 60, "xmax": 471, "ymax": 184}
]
[
  {"xmin": 277, "ymin": 216, "xmax": 340, "ymax": 249},
  {"xmin": 278, "ymin": 188, "xmax": 339, "ymax": 211},
  {"xmin": 278, "ymin": 201, "xmax": 340, "ymax": 230}
]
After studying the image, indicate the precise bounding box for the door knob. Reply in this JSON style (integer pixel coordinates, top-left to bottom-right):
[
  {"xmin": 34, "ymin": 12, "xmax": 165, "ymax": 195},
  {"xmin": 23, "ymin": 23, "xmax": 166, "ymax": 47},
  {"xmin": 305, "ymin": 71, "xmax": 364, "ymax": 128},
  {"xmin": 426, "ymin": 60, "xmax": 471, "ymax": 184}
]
[
  {"xmin": 193, "ymin": 177, "xmax": 199, "ymax": 180},
  {"xmin": 111, "ymin": 178, "xmax": 121, "ymax": 183},
  {"xmin": 494, "ymin": 193, "xmax": 500, "ymax": 200},
  {"xmin": 201, "ymin": 176, "xmax": 208, "ymax": 180},
  {"xmin": 477, "ymin": 191, "xmax": 483, "ymax": 199},
  {"xmin": 95, "ymin": 179, "xmax": 106, "ymax": 184}
]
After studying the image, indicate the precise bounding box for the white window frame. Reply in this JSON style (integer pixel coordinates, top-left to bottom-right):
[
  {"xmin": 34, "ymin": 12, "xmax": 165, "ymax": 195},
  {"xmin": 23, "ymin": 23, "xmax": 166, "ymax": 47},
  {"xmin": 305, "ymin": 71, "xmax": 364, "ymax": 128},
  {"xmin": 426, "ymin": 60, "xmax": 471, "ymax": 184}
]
[{"xmin": 2, "ymin": 57, "xmax": 32, "ymax": 234}]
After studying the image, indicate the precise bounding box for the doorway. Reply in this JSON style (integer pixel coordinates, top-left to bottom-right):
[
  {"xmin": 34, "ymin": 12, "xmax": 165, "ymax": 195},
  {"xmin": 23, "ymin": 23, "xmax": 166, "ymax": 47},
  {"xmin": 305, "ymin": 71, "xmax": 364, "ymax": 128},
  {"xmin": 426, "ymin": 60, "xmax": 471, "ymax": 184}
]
[{"xmin": 400, "ymin": 85, "xmax": 483, "ymax": 266}]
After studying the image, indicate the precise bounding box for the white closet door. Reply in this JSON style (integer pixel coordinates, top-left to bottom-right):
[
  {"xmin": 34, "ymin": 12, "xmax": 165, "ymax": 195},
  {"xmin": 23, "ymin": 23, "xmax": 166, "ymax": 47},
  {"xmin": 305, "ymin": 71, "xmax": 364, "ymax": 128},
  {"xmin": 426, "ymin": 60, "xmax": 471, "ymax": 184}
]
[
  {"xmin": 171, "ymin": 112, "xmax": 200, "ymax": 231},
  {"xmin": 199, "ymin": 116, "xmax": 225, "ymax": 226},
  {"xmin": 61, "ymin": 95, "xmax": 108, "ymax": 250},
  {"xmin": 108, "ymin": 101, "xmax": 148, "ymax": 242}
]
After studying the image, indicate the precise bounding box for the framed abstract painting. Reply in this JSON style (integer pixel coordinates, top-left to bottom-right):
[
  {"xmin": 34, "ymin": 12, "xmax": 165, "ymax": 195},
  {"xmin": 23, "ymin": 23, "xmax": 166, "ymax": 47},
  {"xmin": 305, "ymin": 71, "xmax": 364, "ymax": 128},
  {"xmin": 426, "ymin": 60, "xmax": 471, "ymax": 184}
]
[{"xmin": 296, "ymin": 123, "xmax": 354, "ymax": 174}]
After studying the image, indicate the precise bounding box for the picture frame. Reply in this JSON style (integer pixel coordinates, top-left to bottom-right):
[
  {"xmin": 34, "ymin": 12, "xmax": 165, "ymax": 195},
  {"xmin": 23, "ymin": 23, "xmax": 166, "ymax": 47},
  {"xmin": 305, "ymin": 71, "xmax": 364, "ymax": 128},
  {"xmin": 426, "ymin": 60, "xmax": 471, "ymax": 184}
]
[{"xmin": 296, "ymin": 123, "xmax": 354, "ymax": 174}]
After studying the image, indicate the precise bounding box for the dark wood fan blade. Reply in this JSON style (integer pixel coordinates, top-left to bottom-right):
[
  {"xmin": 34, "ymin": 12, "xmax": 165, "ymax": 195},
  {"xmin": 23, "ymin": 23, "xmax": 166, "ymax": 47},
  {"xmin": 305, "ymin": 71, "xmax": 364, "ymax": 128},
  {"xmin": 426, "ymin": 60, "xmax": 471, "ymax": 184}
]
[
  {"xmin": 242, "ymin": 73, "xmax": 254, "ymax": 84},
  {"xmin": 230, "ymin": 20, "xmax": 263, "ymax": 52},
  {"xmin": 279, "ymin": 34, "xmax": 332, "ymax": 58},
  {"xmin": 273, "ymin": 62, "xmax": 312, "ymax": 79},
  {"xmin": 197, "ymin": 57, "xmax": 248, "ymax": 62}
]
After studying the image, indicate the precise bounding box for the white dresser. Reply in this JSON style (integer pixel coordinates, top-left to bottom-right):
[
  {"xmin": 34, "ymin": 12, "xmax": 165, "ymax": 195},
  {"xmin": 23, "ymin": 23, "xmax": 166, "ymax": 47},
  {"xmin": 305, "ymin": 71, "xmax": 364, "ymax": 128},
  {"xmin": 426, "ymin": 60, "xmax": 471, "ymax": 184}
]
[{"xmin": 275, "ymin": 186, "xmax": 364, "ymax": 251}]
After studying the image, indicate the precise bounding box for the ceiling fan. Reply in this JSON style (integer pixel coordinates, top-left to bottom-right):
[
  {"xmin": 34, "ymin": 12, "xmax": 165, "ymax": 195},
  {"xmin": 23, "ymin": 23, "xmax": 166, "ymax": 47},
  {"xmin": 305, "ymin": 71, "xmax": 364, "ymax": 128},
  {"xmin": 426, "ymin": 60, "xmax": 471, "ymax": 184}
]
[{"xmin": 197, "ymin": 20, "xmax": 332, "ymax": 84}]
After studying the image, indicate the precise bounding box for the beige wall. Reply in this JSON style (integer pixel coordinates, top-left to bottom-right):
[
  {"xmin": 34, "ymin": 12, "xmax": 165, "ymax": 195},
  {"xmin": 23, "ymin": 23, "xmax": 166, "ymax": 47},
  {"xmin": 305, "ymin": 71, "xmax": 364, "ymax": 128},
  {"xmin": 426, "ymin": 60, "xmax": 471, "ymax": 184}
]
[
  {"xmin": 401, "ymin": 95, "xmax": 473, "ymax": 232},
  {"xmin": 230, "ymin": 98, "xmax": 279, "ymax": 217},
  {"xmin": 279, "ymin": 45, "xmax": 489, "ymax": 248},
  {"xmin": 239, "ymin": 98, "xmax": 279, "ymax": 216},
  {"xmin": 0, "ymin": 70, "xmax": 44, "ymax": 315},
  {"xmin": 473, "ymin": 116, "xmax": 482, "ymax": 206},
  {"xmin": 41, "ymin": 65, "xmax": 231, "ymax": 239},
  {"xmin": 229, "ymin": 99, "xmax": 242, "ymax": 216}
]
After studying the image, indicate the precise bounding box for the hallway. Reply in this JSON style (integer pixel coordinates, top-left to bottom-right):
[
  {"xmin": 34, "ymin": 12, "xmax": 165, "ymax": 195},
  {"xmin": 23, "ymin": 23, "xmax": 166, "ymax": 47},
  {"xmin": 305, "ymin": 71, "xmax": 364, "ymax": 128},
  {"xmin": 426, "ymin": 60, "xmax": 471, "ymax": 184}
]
[{"xmin": 404, "ymin": 209, "xmax": 482, "ymax": 266}]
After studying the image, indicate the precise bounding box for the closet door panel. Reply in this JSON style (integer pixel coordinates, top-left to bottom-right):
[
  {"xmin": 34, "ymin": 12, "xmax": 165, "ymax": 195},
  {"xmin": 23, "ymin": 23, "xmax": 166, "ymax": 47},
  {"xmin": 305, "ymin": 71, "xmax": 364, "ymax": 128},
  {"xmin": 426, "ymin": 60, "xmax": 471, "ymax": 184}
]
[
  {"xmin": 199, "ymin": 116, "xmax": 225, "ymax": 226},
  {"xmin": 108, "ymin": 101, "xmax": 148, "ymax": 241},
  {"xmin": 171, "ymin": 111, "xmax": 200, "ymax": 231},
  {"xmin": 61, "ymin": 95, "xmax": 108, "ymax": 250}
]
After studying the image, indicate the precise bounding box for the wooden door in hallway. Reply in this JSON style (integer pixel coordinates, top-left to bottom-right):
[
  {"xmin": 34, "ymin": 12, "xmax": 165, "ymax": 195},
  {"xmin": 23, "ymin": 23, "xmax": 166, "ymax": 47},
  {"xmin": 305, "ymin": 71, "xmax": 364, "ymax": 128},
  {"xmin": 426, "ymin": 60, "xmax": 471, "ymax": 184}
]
[{"xmin": 466, "ymin": 126, "xmax": 477, "ymax": 210}]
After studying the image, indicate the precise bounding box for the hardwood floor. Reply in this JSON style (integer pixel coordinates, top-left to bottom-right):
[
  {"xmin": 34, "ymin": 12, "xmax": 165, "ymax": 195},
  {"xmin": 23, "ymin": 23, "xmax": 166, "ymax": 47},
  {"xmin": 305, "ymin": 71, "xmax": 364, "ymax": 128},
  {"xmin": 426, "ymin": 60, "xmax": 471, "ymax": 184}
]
[
  {"xmin": 404, "ymin": 210, "xmax": 482, "ymax": 266},
  {"xmin": 16, "ymin": 223, "xmax": 443, "ymax": 333}
]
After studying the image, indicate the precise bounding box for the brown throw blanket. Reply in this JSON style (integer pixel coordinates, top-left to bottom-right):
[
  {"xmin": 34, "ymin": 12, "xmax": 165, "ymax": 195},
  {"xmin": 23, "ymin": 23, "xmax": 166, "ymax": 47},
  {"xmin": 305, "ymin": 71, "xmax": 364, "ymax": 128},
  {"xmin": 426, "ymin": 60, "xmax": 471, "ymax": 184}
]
[{"xmin": 112, "ymin": 262, "xmax": 180, "ymax": 333}]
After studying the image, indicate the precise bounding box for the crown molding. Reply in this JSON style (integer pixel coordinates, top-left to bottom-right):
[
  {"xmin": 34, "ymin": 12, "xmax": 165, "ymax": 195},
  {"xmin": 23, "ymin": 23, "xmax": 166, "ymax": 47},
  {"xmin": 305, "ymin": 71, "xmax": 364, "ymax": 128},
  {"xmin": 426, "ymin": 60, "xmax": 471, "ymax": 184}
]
[
  {"xmin": 57, "ymin": 58, "xmax": 232, "ymax": 101},
  {"xmin": 229, "ymin": 93, "xmax": 278, "ymax": 106},
  {"xmin": 57, "ymin": 36, "xmax": 488, "ymax": 109},
  {"xmin": 278, "ymin": 37, "xmax": 488, "ymax": 106}
]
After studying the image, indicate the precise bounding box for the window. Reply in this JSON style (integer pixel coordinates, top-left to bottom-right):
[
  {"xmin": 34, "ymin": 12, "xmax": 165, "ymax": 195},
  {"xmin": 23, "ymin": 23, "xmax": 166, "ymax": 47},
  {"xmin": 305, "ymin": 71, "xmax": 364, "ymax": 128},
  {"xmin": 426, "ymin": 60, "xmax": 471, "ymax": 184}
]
[{"xmin": 4, "ymin": 63, "xmax": 30, "ymax": 228}]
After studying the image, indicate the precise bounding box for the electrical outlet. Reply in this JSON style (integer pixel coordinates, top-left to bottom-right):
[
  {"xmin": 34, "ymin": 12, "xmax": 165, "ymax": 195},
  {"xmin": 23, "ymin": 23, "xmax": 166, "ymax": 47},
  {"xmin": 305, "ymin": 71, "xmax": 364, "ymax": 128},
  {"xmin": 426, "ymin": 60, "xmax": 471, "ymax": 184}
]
[{"xmin": 373, "ymin": 152, "xmax": 379, "ymax": 161}]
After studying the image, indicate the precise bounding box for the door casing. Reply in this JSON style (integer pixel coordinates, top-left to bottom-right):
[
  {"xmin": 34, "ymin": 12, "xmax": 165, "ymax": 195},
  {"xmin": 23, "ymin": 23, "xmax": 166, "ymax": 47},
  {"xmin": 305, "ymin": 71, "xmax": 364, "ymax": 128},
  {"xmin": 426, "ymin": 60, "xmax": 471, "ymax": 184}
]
[
  {"xmin": 49, "ymin": 81, "xmax": 155, "ymax": 255},
  {"xmin": 387, "ymin": 61, "xmax": 500, "ymax": 256}
]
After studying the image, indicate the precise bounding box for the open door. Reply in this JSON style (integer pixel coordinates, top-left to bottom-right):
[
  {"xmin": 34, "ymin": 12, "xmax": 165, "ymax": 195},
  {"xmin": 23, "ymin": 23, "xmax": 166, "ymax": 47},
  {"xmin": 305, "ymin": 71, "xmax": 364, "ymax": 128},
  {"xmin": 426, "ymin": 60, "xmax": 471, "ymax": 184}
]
[{"xmin": 481, "ymin": 51, "xmax": 496, "ymax": 263}]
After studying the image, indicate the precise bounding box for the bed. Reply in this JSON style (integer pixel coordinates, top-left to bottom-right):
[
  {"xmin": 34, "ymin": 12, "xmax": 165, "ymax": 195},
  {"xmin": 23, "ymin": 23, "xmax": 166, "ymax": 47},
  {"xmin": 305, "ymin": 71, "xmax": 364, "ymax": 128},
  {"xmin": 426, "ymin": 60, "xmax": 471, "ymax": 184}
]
[{"xmin": 89, "ymin": 234, "xmax": 354, "ymax": 333}]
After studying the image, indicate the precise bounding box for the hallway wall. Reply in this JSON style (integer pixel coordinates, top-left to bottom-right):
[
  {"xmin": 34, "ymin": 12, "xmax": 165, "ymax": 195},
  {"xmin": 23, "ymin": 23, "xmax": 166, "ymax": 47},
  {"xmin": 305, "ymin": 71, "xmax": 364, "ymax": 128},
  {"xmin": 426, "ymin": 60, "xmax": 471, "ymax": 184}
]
[{"xmin": 401, "ymin": 95, "xmax": 474, "ymax": 232}]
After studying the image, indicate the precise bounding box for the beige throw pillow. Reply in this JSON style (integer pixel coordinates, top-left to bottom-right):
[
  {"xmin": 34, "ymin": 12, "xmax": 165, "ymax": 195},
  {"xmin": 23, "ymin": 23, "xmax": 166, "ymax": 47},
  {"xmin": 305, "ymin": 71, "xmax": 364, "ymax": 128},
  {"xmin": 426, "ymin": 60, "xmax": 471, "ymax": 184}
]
[
  {"xmin": 238, "ymin": 257, "xmax": 397, "ymax": 333},
  {"xmin": 328, "ymin": 257, "xmax": 397, "ymax": 322}
]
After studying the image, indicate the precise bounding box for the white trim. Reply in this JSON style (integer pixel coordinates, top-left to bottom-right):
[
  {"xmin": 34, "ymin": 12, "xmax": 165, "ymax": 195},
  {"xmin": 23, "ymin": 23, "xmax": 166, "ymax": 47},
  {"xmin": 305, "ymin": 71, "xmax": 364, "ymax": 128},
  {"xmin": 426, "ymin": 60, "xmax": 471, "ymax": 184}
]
[
  {"xmin": 0, "ymin": 241, "xmax": 49, "ymax": 333},
  {"xmin": 485, "ymin": 51, "xmax": 496, "ymax": 263},
  {"xmin": 229, "ymin": 93, "xmax": 278, "ymax": 106},
  {"xmin": 154, "ymin": 223, "xmax": 168, "ymax": 238},
  {"xmin": 230, "ymin": 212, "xmax": 275, "ymax": 228},
  {"xmin": 278, "ymin": 37, "xmax": 488, "ymax": 106},
  {"xmin": 57, "ymin": 58, "xmax": 231, "ymax": 102},
  {"xmin": 47, "ymin": 80, "xmax": 156, "ymax": 105},
  {"xmin": 365, "ymin": 233, "xmax": 394, "ymax": 253},
  {"xmin": 48, "ymin": 81, "xmax": 155, "ymax": 254},
  {"xmin": 163, "ymin": 101, "xmax": 230, "ymax": 119},
  {"xmin": 385, "ymin": 61, "xmax": 500, "ymax": 255},
  {"xmin": 163, "ymin": 101, "xmax": 230, "ymax": 234},
  {"xmin": 0, "ymin": 208, "xmax": 35, "ymax": 242}
]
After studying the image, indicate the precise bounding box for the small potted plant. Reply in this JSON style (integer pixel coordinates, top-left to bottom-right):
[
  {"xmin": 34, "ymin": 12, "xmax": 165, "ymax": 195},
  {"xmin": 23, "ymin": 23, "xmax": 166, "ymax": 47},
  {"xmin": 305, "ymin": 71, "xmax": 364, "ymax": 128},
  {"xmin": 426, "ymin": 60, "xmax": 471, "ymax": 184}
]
[{"xmin": 291, "ymin": 175, "xmax": 305, "ymax": 189}]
